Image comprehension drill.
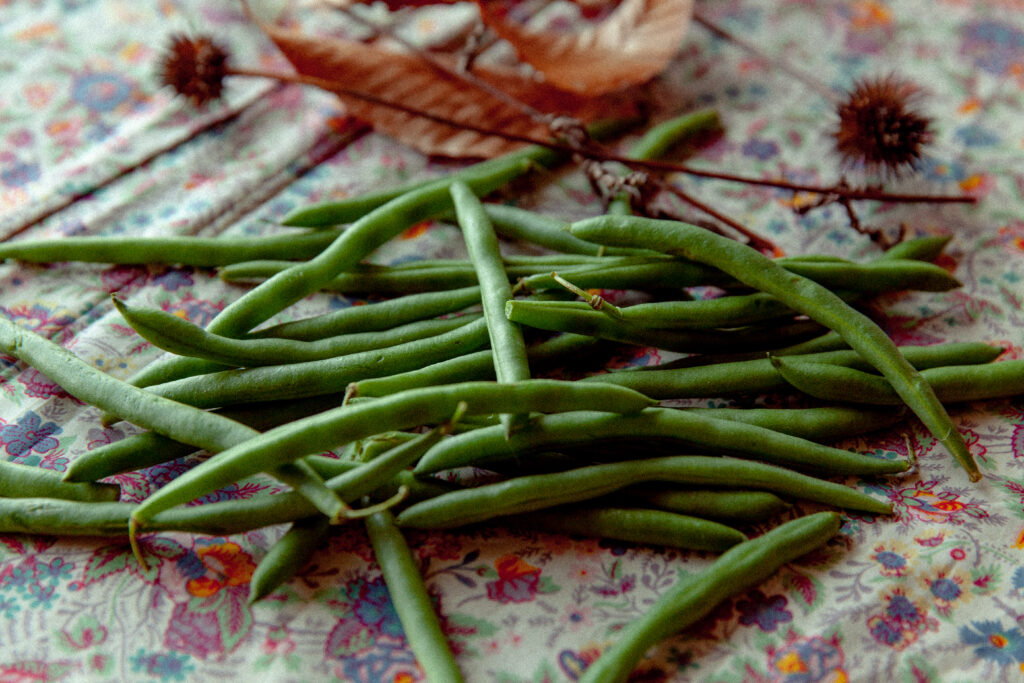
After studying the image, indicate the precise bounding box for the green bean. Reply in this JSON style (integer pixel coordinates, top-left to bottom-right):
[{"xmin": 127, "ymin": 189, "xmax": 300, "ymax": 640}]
[
  {"xmin": 482, "ymin": 204, "xmax": 647, "ymax": 256},
  {"xmin": 607, "ymin": 108, "xmax": 723, "ymax": 215},
  {"xmin": 0, "ymin": 229, "xmax": 344, "ymax": 266},
  {"xmin": 878, "ymin": 235, "xmax": 951, "ymax": 261},
  {"xmin": 447, "ymin": 405, "xmax": 901, "ymax": 446},
  {"xmin": 505, "ymin": 505, "xmax": 745, "ymax": 552},
  {"xmin": 218, "ymin": 257, "xmax": 648, "ymax": 294},
  {"xmin": 345, "ymin": 431, "xmax": 420, "ymax": 463},
  {"xmin": 578, "ymin": 512, "xmax": 841, "ymax": 683},
  {"xmin": 323, "ymin": 422, "xmax": 453, "ymax": 504},
  {"xmin": 583, "ymin": 341, "xmax": 1003, "ymax": 399},
  {"xmin": 281, "ymin": 143, "xmax": 564, "ymax": 227},
  {"xmin": 248, "ymin": 516, "xmax": 331, "ymax": 603},
  {"xmin": 0, "ymin": 314, "xmax": 259, "ymax": 453},
  {"xmin": 779, "ymin": 258, "xmax": 961, "ymax": 292},
  {"xmin": 270, "ymin": 460, "xmax": 348, "ymax": 522},
  {"xmin": 250, "ymin": 286, "xmax": 482, "ymax": 341},
  {"xmin": 365, "ymin": 509, "xmax": 465, "ymax": 683},
  {"xmin": 0, "ymin": 497, "xmax": 293, "ymax": 537},
  {"xmin": 413, "ymin": 407, "xmax": 906, "ymax": 476},
  {"xmin": 348, "ymin": 333, "xmax": 609, "ymax": 398},
  {"xmin": 126, "ymin": 157, "xmax": 538, "ymax": 391},
  {"xmin": 0, "ymin": 471, "xmax": 453, "ymax": 544},
  {"xmin": 130, "ymin": 380, "xmax": 656, "ymax": 534},
  {"xmin": 506, "ymin": 301, "xmax": 826, "ymax": 353},
  {"xmin": 508, "ymin": 293, "xmax": 801, "ymax": 331},
  {"xmin": 278, "ymin": 118, "xmax": 641, "ymax": 228},
  {"xmin": 518, "ymin": 258, "xmax": 721, "ymax": 292},
  {"xmin": 570, "ymin": 215, "xmax": 979, "ymax": 481},
  {"xmin": 683, "ymin": 406, "xmax": 904, "ymax": 442},
  {"xmin": 141, "ymin": 317, "xmax": 492, "ymax": 409},
  {"xmin": 114, "ymin": 296, "xmax": 478, "ymax": 367},
  {"xmin": 396, "ymin": 457, "xmax": 889, "ymax": 530},
  {"xmin": 452, "ymin": 180, "xmax": 531, "ymax": 434},
  {"xmin": 518, "ymin": 256, "xmax": 959, "ymax": 294},
  {"xmin": 772, "ymin": 357, "xmax": 1024, "ymax": 405},
  {"xmin": 622, "ymin": 488, "xmax": 792, "ymax": 524},
  {"xmin": 64, "ymin": 394, "xmax": 347, "ymax": 483},
  {"xmin": 628, "ymin": 109, "xmax": 723, "ymax": 163},
  {"xmin": 0, "ymin": 460, "xmax": 120, "ymax": 502}
]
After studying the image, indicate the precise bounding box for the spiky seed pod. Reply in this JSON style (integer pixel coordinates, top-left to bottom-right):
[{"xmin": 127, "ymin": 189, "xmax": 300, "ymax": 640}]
[
  {"xmin": 159, "ymin": 34, "xmax": 229, "ymax": 106},
  {"xmin": 833, "ymin": 76, "xmax": 933, "ymax": 177}
]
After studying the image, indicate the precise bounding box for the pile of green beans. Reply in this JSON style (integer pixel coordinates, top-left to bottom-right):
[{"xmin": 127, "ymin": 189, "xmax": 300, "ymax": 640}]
[{"xmin": 2, "ymin": 109, "xmax": 1016, "ymax": 682}]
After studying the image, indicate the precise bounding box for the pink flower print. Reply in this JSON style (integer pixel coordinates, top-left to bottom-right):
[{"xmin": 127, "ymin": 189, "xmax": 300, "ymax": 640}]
[{"xmin": 18, "ymin": 367, "xmax": 68, "ymax": 399}]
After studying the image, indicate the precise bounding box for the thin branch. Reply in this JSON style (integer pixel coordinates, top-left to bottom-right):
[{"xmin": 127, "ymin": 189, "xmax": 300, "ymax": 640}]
[
  {"xmin": 693, "ymin": 11, "xmax": 838, "ymax": 103},
  {"xmin": 660, "ymin": 183, "xmax": 778, "ymax": 254},
  {"xmin": 226, "ymin": 66, "xmax": 977, "ymax": 208}
]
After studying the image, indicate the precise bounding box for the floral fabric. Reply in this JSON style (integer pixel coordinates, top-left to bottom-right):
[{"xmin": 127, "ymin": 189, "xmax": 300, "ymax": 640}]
[{"xmin": 2, "ymin": 0, "xmax": 1024, "ymax": 681}]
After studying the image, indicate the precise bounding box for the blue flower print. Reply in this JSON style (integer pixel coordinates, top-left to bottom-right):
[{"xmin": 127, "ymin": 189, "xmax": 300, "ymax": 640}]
[
  {"xmin": 130, "ymin": 650, "xmax": 195, "ymax": 682},
  {"xmin": 959, "ymin": 620, "xmax": 1024, "ymax": 666},
  {"xmin": 1, "ymin": 160, "xmax": 41, "ymax": 188},
  {"xmin": 0, "ymin": 412, "xmax": 62, "ymax": 458},
  {"xmin": 353, "ymin": 576, "xmax": 404, "ymax": 639},
  {"xmin": 960, "ymin": 21, "xmax": 1024, "ymax": 75},
  {"xmin": 72, "ymin": 72, "xmax": 134, "ymax": 113},
  {"xmin": 741, "ymin": 138, "xmax": 779, "ymax": 160},
  {"xmin": 151, "ymin": 270, "xmax": 194, "ymax": 292},
  {"xmin": 27, "ymin": 582, "xmax": 57, "ymax": 609},
  {"xmin": 0, "ymin": 596, "xmax": 19, "ymax": 618},
  {"xmin": 955, "ymin": 124, "xmax": 1000, "ymax": 148},
  {"xmin": 38, "ymin": 557, "xmax": 73, "ymax": 586}
]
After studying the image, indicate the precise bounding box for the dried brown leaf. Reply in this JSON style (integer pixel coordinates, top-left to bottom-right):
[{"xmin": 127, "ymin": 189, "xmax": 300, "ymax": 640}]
[
  {"xmin": 260, "ymin": 21, "xmax": 636, "ymax": 157},
  {"xmin": 477, "ymin": 0, "xmax": 694, "ymax": 95}
]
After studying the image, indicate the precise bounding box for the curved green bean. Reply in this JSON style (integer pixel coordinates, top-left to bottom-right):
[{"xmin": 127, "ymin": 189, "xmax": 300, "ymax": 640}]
[
  {"xmin": 413, "ymin": 407, "xmax": 907, "ymax": 477},
  {"xmin": 396, "ymin": 457, "xmax": 890, "ymax": 530},
  {"xmin": 570, "ymin": 215, "xmax": 979, "ymax": 481},
  {"xmin": 482, "ymin": 204, "xmax": 647, "ymax": 256},
  {"xmin": 578, "ymin": 512, "xmax": 841, "ymax": 683},
  {"xmin": 514, "ymin": 292, "xmax": 800, "ymax": 329},
  {"xmin": 250, "ymin": 286, "xmax": 482, "ymax": 341},
  {"xmin": 505, "ymin": 505, "xmax": 746, "ymax": 552},
  {"xmin": 115, "ymin": 296, "xmax": 478, "ymax": 367},
  {"xmin": 348, "ymin": 333, "xmax": 608, "ymax": 398},
  {"xmin": 683, "ymin": 406, "xmax": 904, "ymax": 442},
  {"xmin": 249, "ymin": 516, "xmax": 331, "ymax": 603},
  {"xmin": 0, "ymin": 460, "xmax": 120, "ymax": 502},
  {"xmin": 877, "ymin": 235, "xmax": 951, "ymax": 261},
  {"xmin": 218, "ymin": 256, "xmax": 648, "ymax": 295},
  {"xmin": 773, "ymin": 357, "xmax": 1024, "ymax": 405},
  {"xmin": 2, "ymin": 472, "xmax": 454, "ymax": 543},
  {"xmin": 64, "ymin": 394, "xmax": 347, "ymax": 483},
  {"xmin": 142, "ymin": 317, "xmax": 492, "ymax": 409},
  {"xmin": 0, "ymin": 314, "xmax": 259, "ymax": 453},
  {"xmin": 506, "ymin": 301, "xmax": 826, "ymax": 353},
  {"xmin": 622, "ymin": 488, "xmax": 792, "ymax": 524},
  {"xmin": 279, "ymin": 119, "xmax": 642, "ymax": 228},
  {"xmin": 583, "ymin": 341, "xmax": 1003, "ymax": 399},
  {"xmin": 519, "ymin": 255, "xmax": 959, "ymax": 294}
]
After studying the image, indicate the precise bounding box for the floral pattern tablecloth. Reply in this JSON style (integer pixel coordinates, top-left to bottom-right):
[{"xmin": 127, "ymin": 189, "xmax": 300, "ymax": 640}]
[{"xmin": 2, "ymin": 1, "xmax": 1024, "ymax": 681}]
